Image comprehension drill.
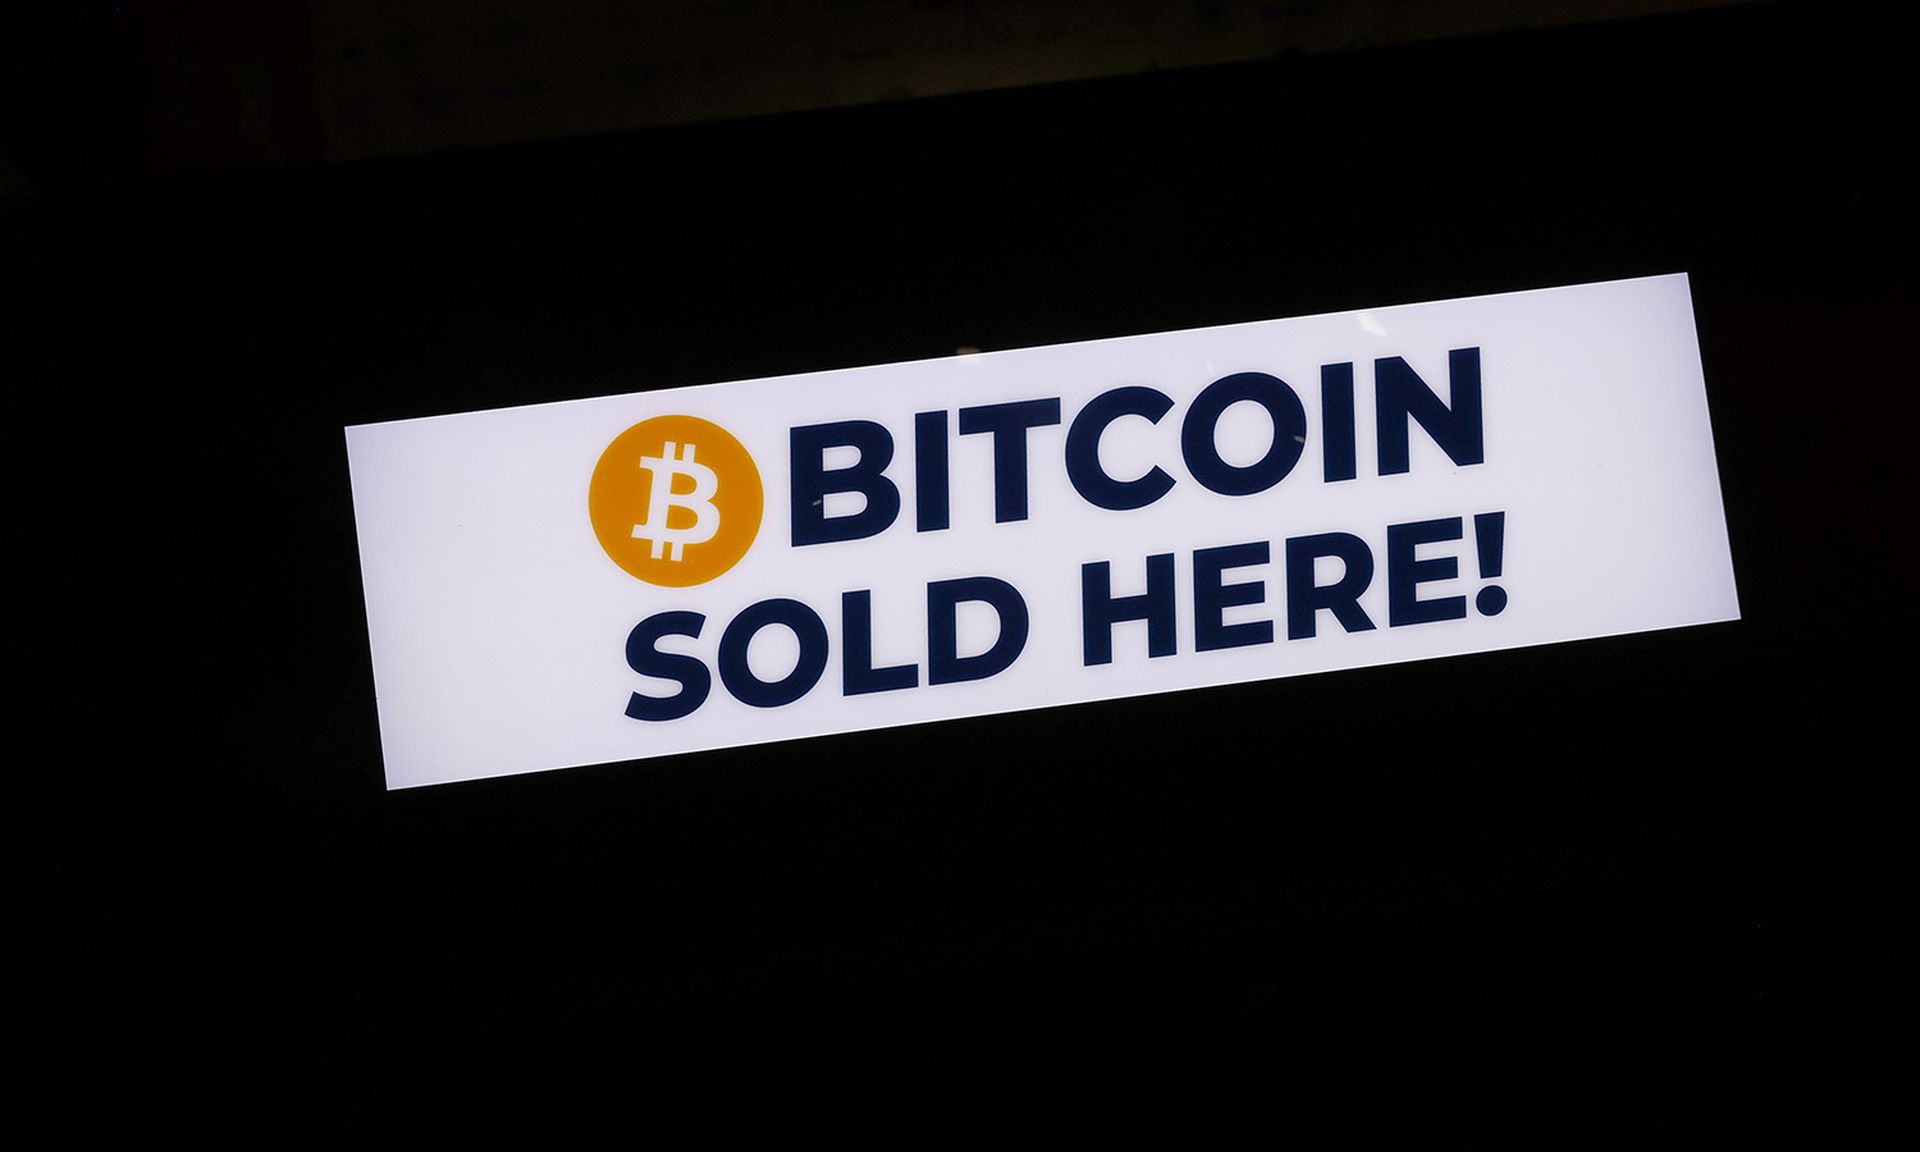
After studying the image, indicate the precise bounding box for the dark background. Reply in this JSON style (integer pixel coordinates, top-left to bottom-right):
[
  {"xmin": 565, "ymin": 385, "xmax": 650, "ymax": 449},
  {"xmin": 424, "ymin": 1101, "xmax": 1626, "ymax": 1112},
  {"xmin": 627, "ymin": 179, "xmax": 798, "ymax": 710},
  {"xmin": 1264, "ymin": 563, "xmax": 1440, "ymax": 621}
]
[{"xmin": 12, "ymin": 0, "xmax": 1906, "ymax": 1137}]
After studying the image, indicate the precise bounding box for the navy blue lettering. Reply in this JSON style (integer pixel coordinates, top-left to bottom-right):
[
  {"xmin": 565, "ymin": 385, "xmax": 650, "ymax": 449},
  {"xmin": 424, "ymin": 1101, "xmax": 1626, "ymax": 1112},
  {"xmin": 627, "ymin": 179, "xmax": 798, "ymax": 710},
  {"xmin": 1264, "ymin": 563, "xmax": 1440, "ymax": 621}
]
[
  {"xmin": 842, "ymin": 590, "xmax": 918, "ymax": 696},
  {"xmin": 718, "ymin": 598, "xmax": 830, "ymax": 707},
  {"xmin": 927, "ymin": 577, "xmax": 1030, "ymax": 685},
  {"xmin": 1064, "ymin": 386, "xmax": 1177, "ymax": 510},
  {"xmin": 1473, "ymin": 510, "xmax": 1508, "ymax": 616},
  {"xmin": 957, "ymin": 398, "xmax": 1063, "ymax": 523},
  {"xmin": 1194, "ymin": 542, "xmax": 1273, "ymax": 652},
  {"xmin": 1082, "ymin": 553, "xmax": 1177, "ymax": 666},
  {"xmin": 1387, "ymin": 517, "xmax": 1468, "ymax": 627},
  {"xmin": 1376, "ymin": 348, "xmax": 1484, "ymax": 475},
  {"xmin": 790, "ymin": 420, "xmax": 900, "ymax": 546},
  {"xmin": 914, "ymin": 410, "xmax": 950, "ymax": 533},
  {"xmin": 1285, "ymin": 533, "xmax": 1377, "ymax": 640},
  {"xmin": 624, "ymin": 611, "xmax": 711, "ymax": 721},
  {"xmin": 1321, "ymin": 362, "xmax": 1357, "ymax": 483},
  {"xmin": 1180, "ymin": 372, "xmax": 1308, "ymax": 496}
]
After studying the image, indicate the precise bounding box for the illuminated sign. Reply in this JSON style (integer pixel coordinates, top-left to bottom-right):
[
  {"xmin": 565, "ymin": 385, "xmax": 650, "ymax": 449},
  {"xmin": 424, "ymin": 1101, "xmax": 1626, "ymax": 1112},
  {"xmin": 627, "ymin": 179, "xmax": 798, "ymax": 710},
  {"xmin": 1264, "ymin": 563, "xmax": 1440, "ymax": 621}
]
[{"xmin": 347, "ymin": 274, "xmax": 1738, "ymax": 789}]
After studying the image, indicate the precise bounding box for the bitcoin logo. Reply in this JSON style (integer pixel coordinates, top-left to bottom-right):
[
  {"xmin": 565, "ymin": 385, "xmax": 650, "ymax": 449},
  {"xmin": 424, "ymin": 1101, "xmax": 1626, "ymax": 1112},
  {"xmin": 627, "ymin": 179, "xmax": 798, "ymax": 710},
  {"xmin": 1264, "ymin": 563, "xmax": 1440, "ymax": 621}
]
[
  {"xmin": 589, "ymin": 415, "xmax": 762, "ymax": 586},
  {"xmin": 634, "ymin": 441, "xmax": 719, "ymax": 560}
]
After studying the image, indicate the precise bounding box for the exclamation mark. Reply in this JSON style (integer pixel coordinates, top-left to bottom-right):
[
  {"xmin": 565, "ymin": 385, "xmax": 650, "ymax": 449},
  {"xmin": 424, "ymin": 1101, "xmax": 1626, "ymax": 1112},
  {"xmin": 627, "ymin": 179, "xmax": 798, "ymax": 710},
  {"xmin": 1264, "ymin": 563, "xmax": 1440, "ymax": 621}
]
[{"xmin": 1474, "ymin": 511, "xmax": 1507, "ymax": 616}]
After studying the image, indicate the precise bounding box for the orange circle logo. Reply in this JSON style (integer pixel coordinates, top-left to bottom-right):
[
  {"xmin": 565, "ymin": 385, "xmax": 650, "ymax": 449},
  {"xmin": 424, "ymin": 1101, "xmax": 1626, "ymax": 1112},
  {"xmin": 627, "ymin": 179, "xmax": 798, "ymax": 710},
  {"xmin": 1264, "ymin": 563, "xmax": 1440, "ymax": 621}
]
[{"xmin": 589, "ymin": 415, "xmax": 764, "ymax": 587}]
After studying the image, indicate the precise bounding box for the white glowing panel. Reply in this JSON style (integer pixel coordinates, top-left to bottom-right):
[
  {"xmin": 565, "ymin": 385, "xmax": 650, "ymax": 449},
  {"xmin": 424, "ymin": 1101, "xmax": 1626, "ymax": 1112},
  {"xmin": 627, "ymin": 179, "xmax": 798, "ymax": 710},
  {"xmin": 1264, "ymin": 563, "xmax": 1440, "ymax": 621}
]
[{"xmin": 347, "ymin": 273, "xmax": 1737, "ymax": 789}]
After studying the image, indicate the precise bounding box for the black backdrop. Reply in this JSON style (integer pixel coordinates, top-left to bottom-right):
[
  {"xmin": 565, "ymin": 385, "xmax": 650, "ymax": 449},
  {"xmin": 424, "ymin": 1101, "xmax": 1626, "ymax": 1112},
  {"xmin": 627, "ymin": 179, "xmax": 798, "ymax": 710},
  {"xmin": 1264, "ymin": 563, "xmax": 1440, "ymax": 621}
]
[{"xmin": 21, "ymin": 1, "xmax": 1905, "ymax": 1137}]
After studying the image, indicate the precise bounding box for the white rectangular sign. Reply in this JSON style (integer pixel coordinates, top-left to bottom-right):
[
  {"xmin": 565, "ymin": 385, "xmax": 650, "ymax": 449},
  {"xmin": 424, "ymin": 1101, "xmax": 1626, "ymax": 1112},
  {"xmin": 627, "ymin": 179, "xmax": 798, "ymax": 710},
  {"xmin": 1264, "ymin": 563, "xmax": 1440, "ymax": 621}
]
[{"xmin": 347, "ymin": 274, "xmax": 1738, "ymax": 789}]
